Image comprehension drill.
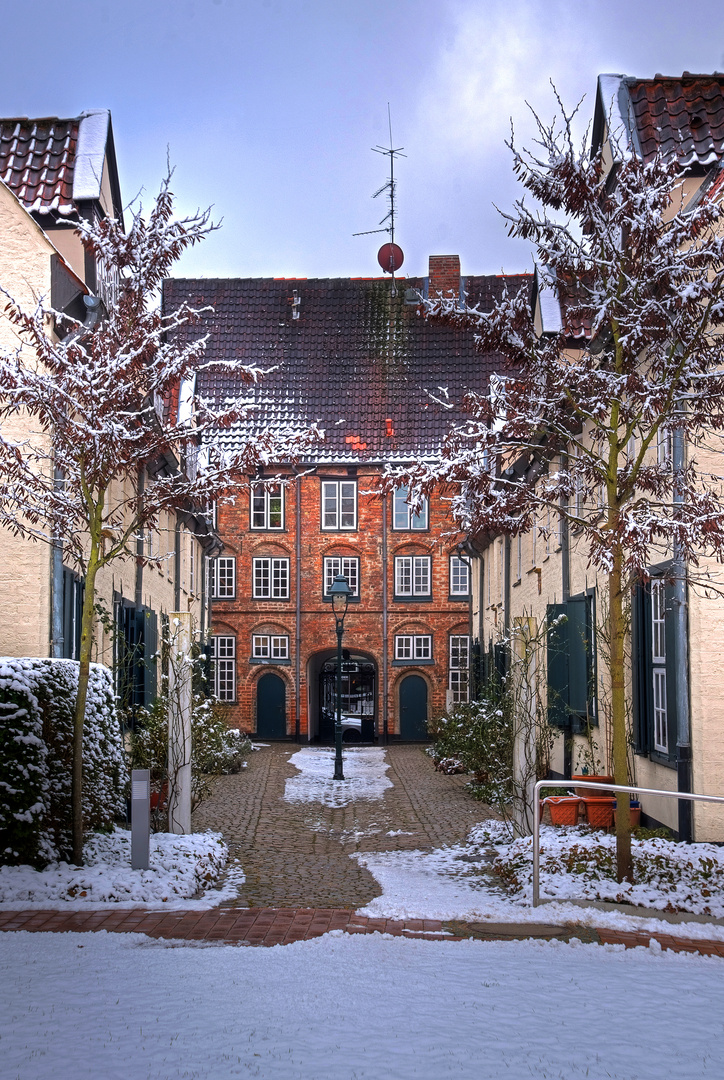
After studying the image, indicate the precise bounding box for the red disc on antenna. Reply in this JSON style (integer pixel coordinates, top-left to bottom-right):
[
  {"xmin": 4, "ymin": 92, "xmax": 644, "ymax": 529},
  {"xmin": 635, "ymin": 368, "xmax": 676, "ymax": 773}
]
[{"xmin": 378, "ymin": 243, "xmax": 404, "ymax": 273}]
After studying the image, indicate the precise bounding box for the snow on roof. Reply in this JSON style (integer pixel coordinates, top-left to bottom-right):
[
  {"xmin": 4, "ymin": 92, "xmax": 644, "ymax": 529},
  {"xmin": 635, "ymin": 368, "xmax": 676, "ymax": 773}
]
[{"xmin": 72, "ymin": 110, "xmax": 110, "ymax": 202}]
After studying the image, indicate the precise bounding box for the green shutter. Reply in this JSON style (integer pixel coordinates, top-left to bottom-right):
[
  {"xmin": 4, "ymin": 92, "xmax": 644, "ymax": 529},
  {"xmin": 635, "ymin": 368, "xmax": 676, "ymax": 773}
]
[
  {"xmin": 567, "ymin": 597, "xmax": 590, "ymax": 718},
  {"xmin": 632, "ymin": 582, "xmax": 652, "ymax": 754},
  {"xmin": 143, "ymin": 609, "xmax": 158, "ymax": 707},
  {"xmin": 547, "ymin": 603, "xmax": 570, "ymax": 728}
]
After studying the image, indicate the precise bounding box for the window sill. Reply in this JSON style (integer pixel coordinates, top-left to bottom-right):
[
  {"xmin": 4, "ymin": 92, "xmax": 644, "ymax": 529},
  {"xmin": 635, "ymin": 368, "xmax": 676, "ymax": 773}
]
[
  {"xmin": 249, "ymin": 658, "xmax": 292, "ymax": 666},
  {"xmin": 322, "ymin": 595, "xmax": 361, "ymax": 604},
  {"xmin": 391, "ymin": 658, "xmax": 435, "ymax": 666},
  {"xmin": 448, "ymin": 594, "xmax": 469, "ymax": 602},
  {"xmin": 393, "ymin": 595, "xmax": 432, "ymax": 603},
  {"xmin": 251, "ymin": 596, "xmax": 291, "ymax": 602}
]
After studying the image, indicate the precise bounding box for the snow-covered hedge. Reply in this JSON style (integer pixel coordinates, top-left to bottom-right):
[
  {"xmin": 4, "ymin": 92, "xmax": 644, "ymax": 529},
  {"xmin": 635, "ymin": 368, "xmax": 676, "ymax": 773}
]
[{"xmin": 0, "ymin": 658, "xmax": 126, "ymax": 867}]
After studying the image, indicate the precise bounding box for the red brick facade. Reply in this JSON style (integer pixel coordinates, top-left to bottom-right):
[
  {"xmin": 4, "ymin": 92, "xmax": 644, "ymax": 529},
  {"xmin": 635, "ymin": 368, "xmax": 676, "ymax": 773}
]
[{"xmin": 211, "ymin": 469, "xmax": 471, "ymax": 740}]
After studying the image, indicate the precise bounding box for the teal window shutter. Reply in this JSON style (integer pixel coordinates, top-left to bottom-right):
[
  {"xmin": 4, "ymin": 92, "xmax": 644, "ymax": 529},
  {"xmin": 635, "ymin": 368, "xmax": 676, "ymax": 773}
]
[
  {"xmin": 547, "ymin": 603, "xmax": 569, "ymax": 727},
  {"xmin": 143, "ymin": 609, "xmax": 158, "ymax": 707},
  {"xmin": 567, "ymin": 597, "xmax": 590, "ymax": 719}
]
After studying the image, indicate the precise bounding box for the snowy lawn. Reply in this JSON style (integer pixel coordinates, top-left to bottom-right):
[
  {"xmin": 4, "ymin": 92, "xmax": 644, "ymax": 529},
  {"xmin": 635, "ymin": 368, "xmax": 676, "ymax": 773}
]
[
  {"xmin": 354, "ymin": 819, "xmax": 724, "ymax": 941},
  {"xmin": 0, "ymin": 829, "xmax": 239, "ymax": 909},
  {"xmin": 284, "ymin": 746, "xmax": 392, "ymax": 807},
  {"xmin": 1, "ymin": 929, "xmax": 723, "ymax": 1080},
  {"xmin": 495, "ymin": 822, "xmax": 724, "ymax": 917}
]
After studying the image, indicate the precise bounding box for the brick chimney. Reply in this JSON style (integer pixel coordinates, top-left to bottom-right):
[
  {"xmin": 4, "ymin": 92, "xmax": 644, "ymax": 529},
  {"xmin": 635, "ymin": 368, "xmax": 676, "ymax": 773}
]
[{"xmin": 428, "ymin": 255, "xmax": 460, "ymax": 299}]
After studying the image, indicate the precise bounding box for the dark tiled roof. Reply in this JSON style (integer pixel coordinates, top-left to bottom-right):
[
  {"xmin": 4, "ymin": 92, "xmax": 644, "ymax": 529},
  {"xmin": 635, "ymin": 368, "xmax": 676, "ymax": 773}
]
[
  {"xmin": 0, "ymin": 117, "xmax": 79, "ymax": 214},
  {"xmin": 164, "ymin": 274, "xmax": 531, "ymax": 462},
  {"xmin": 627, "ymin": 74, "xmax": 724, "ymax": 167}
]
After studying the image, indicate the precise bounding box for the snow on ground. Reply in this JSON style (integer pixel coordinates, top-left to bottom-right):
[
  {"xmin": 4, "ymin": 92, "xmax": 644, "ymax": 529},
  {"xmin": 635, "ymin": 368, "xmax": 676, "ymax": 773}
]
[
  {"xmin": 0, "ymin": 830, "xmax": 239, "ymax": 910},
  {"xmin": 1, "ymin": 929, "xmax": 722, "ymax": 1080},
  {"xmin": 284, "ymin": 746, "xmax": 392, "ymax": 807},
  {"xmin": 496, "ymin": 822, "xmax": 724, "ymax": 917},
  {"xmin": 354, "ymin": 819, "xmax": 724, "ymax": 941}
]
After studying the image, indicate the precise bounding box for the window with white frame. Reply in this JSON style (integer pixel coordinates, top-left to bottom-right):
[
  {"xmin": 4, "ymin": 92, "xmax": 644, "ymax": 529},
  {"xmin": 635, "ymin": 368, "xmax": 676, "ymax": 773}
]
[
  {"xmin": 323, "ymin": 556, "xmax": 360, "ymax": 597},
  {"xmin": 449, "ymin": 555, "xmax": 469, "ymax": 596},
  {"xmin": 394, "ymin": 555, "xmax": 431, "ymax": 597},
  {"xmin": 393, "ymin": 486, "xmax": 428, "ymax": 530},
  {"xmin": 651, "ymin": 579, "xmax": 668, "ymax": 753},
  {"xmin": 449, "ymin": 635, "xmax": 470, "ymax": 702},
  {"xmin": 321, "ymin": 480, "xmax": 357, "ymax": 530},
  {"xmin": 252, "ymin": 634, "xmax": 289, "ymax": 661},
  {"xmin": 211, "ymin": 556, "xmax": 236, "ymax": 599},
  {"xmin": 252, "ymin": 557, "xmax": 290, "ymax": 599},
  {"xmin": 657, "ymin": 427, "xmax": 673, "ymax": 468},
  {"xmin": 395, "ymin": 634, "xmax": 432, "ymax": 661},
  {"xmin": 211, "ymin": 636, "xmax": 236, "ymax": 701},
  {"xmin": 189, "ymin": 534, "xmax": 196, "ymax": 595},
  {"xmin": 251, "ymin": 482, "xmax": 284, "ymax": 530}
]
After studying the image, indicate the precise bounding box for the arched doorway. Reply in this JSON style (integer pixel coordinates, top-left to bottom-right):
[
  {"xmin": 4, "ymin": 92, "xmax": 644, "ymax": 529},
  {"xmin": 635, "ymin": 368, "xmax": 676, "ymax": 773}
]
[
  {"xmin": 399, "ymin": 674, "xmax": 428, "ymax": 740},
  {"xmin": 256, "ymin": 672, "xmax": 287, "ymax": 739},
  {"xmin": 317, "ymin": 653, "xmax": 376, "ymax": 744}
]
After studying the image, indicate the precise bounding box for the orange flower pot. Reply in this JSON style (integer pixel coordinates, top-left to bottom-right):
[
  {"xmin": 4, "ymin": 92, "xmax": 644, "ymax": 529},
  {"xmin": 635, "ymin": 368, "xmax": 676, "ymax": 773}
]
[
  {"xmin": 573, "ymin": 775, "xmax": 614, "ymax": 797},
  {"xmin": 582, "ymin": 796, "xmax": 615, "ymax": 828},
  {"xmin": 613, "ymin": 805, "xmax": 641, "ymax": 829},
  {"xmin": 545, "ymin": 796, "xmax": 581, "ymax": 826}
]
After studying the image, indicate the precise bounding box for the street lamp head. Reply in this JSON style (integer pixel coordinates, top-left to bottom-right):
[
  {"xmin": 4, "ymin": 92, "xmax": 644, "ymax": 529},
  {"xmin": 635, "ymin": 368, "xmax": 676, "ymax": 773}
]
[{"xmin": 329, "ymin": 573, "xmax": 352, "ymax": 620}]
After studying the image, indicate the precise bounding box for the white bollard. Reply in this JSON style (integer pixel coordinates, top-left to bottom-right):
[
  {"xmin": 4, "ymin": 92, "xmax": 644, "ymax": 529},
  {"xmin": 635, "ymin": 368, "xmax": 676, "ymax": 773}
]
[{"xmin": 167, "ymin": 612, "xmax": 192, "ymax": 834}]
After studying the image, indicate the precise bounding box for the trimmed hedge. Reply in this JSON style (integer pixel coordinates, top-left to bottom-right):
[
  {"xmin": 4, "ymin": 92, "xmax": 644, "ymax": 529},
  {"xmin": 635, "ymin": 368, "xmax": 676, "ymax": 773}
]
[{"xmin": 0, "ymin": 658, "xmax": 126, "ymax": 867}]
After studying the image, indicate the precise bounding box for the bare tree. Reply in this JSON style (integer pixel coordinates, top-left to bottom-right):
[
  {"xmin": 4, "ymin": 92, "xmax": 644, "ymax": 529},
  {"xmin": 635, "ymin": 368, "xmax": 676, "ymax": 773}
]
[
  {"xmin": 0, "ymin": 176, "xmax": 318, "ymax": 864},
  {"xmin": 389, "ymin": 98, "xmax": 724, "ymax": 881}
]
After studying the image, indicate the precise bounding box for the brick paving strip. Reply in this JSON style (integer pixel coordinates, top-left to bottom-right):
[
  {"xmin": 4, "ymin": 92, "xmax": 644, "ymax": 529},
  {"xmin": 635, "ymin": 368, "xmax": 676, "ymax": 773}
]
[
  {"xmin": 1, "ymin": 908, "xmax": 723, "ymax": 956},
  {"xmin": 3, "ymin": 746, "xmax": 723, "ymax": 957}
]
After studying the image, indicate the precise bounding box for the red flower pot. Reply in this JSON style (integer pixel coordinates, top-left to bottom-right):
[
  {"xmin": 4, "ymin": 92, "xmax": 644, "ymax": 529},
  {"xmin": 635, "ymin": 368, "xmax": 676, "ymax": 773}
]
[
  {"xmin": 581, "ymin": 796, "xmax": 615, "ymax": 828},
  {"xmin": 545, "ymin": 796, "xmax": 581, "ymax": 826}
]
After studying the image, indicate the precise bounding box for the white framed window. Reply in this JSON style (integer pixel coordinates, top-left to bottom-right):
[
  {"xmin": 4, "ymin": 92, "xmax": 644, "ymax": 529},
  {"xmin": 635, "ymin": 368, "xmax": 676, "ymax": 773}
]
[
  {"xmin": 395, "ymin": 634, "xmax": 432, "ymax": 661},
  {"xmin": 211, "ymin": 635, "xmax": 236, "ymax": 701},
  {"xmin": 657, "ymin": 427, "xmax": 673, "ymax": 468},
  {"xmin": 394, "ymin": 555, "xmax": 431, "ymax": 597},
  {"xmin": 449, "ymin": 635, "xmax": 470, "ymax": 703},
  {"xmin": 651, "ymin": 579, "xmax": 668, "ymax": 753},
  {"xmin": 252, "ymin": 557, "xmax": 290, "ymax": 599},
  {"xmin": 252, "ymin": 634, "xmax": 289, "ymax": 661},
  {"xmin": 323, "ymin": 556, "xmax": 360, "ymax": 597},
  {"xmin": 449, "ymin": 555, "xmax": 470, "ymax": 596},
  {"xmin": 211, "ymin": 556, "xmax": 236, "ymax": 599},
  {"xmin": 393, "ymin": 486, "xmax": 428, "ymax": 530},
  {"xmin": 251, "ymin": 482, "xmax": 284, "ymax": 530},
  {"xmin": 321, "ymin": 480, "xmax": 357, "ymax": 530},
  {"xmin": 189, "ymin": 535, "xmax": 196, "ymax": 595}
]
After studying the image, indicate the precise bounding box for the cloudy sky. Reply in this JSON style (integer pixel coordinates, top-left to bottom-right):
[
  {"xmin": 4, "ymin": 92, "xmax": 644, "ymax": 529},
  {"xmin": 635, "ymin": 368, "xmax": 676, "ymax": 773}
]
[{"xmin": 5, "ymin": 0, "xmax": 724, "ymax": 280}]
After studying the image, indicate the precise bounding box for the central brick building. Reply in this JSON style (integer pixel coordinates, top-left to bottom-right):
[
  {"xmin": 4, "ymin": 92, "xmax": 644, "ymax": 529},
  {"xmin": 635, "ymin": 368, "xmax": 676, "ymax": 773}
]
[{"xmin": 164, "ymin": 257, "xmax": 530, "ymax": 741}]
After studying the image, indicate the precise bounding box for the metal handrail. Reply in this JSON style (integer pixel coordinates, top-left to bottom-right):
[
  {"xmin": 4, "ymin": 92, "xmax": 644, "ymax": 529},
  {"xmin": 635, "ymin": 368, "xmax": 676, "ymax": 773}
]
[{"xmin": 532, "ymin": 779, "xmax": 724, "ymax": 907}]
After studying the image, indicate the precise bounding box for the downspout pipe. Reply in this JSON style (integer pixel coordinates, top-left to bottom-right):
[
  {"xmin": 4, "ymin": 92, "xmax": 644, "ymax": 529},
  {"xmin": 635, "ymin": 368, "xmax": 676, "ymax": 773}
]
[
  {"xmin": 51, "ymin": 295, "xmax": 102, "ymax": 658},
  {"xmin": 295, "ymin": 471, "xmax": 301, "ymax": 742},
  {"xmin": 381, "ymin": 493, "xmax": 388, "ymax": 745},
  {"xmin": 673, "ymin": 419, "xmax": 692, "ymax": 842}
]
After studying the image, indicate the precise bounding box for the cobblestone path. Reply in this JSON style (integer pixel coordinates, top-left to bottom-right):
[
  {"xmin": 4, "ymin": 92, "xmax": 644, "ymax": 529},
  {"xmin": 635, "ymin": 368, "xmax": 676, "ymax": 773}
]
[{"xmin": 191, "ymin": 743, "xmax": 491, "ymax": 909}]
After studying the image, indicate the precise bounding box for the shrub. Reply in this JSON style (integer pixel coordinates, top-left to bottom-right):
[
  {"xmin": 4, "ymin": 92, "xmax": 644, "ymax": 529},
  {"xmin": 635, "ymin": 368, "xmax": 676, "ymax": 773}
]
[
  {"xmin": 428, "ymin": 697, "xmax": 514, "ymax": 808},
  {"xmin": 0, "ymin": 658, "xmax": 126, "ymax": 866},
  {"xmin": 129, "ymin": 690, "xmax": 250, "ymax": 830}
]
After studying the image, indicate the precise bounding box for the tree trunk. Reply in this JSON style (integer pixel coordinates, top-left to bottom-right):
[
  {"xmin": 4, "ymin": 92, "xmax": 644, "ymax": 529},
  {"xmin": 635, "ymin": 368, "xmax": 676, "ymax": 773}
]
[
  {"xmin": 609, "ymin": 549, "xmax": 632, "ymax": 882},
  {"xmin": 71, "ymin": 547, "xmax": 100, "ymax": 866}
]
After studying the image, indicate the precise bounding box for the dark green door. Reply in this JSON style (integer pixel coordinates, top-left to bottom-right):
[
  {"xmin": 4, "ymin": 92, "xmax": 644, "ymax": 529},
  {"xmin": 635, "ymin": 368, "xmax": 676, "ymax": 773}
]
[
  {"xmin": 399, "ymin": 675, "xmax": 428, "ymax": 740},
  {"xmin": 257, "ymin": 672, "xmax": 286, "ymax": 739}
]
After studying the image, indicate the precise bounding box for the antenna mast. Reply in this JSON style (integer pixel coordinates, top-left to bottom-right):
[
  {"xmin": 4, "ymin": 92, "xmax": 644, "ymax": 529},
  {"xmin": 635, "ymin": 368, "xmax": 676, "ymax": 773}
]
[{"xmin": 354, "ymin": 105, "xmax": 406, "ymax": 295}]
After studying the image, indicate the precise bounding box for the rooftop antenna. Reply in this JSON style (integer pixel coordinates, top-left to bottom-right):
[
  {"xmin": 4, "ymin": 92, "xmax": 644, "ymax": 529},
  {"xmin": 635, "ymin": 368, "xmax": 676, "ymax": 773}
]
[{"xmin": 354, "ymin": 105, "xmax": 406, "ymax": 295}]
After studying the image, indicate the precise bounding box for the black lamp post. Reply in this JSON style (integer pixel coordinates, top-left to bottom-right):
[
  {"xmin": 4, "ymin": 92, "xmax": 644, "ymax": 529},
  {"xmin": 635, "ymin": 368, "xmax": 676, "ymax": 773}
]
[{"xmin": 328, "ymin": 573, "xmax": 352, "ymax": 781}]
